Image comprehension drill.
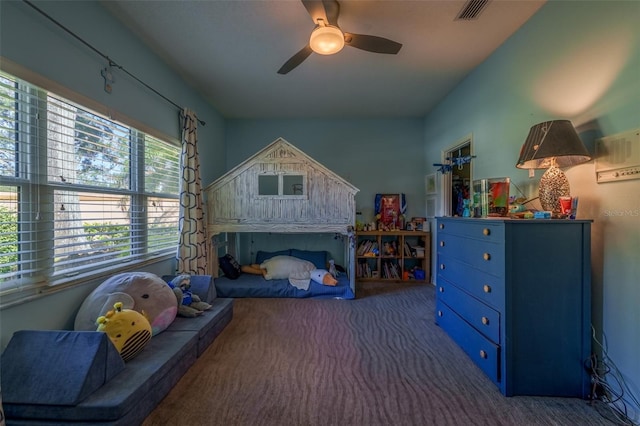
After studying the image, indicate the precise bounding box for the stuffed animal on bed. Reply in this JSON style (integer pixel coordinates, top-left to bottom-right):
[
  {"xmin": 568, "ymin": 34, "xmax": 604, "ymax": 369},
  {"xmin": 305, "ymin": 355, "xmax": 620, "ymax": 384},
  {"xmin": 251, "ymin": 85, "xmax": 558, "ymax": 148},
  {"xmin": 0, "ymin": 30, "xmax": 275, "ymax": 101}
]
[
  {"xmin": 241, "ymin": 255, "xmax": 337, "ymax": 289},
  {"xmin": 310, "ymin": 269, "xmax": 338, "ymax": 286},
  {"xmin": 74, "ymin": 272, "xmax": 178, "ymax": 336},
  {"xmin": 168, "ymin": 274, "xmax": 212, "ymax": 317}
]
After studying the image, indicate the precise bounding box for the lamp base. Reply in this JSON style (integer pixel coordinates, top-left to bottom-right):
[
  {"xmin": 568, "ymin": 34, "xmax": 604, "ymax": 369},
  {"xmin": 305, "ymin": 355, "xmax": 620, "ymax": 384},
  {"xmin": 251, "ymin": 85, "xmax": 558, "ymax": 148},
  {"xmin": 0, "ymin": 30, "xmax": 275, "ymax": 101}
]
[{"xmin": 538, "ymin": 165, "xmax": 570, "ymax": 215}]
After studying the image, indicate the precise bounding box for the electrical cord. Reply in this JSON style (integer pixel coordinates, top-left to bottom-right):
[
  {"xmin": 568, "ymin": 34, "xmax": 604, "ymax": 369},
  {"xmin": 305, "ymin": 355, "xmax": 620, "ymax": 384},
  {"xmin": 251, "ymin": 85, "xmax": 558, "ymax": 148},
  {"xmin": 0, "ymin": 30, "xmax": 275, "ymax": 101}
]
[{"xmin": 586, "ymin": 325, "xmax": 640, "ymax": 425}]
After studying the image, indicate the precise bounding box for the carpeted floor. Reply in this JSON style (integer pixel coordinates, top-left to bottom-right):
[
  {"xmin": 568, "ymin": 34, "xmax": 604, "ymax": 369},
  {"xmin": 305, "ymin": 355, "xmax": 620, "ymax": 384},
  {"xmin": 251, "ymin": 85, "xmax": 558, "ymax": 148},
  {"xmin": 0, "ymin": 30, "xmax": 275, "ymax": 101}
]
[{"xmin": 142, "ymin": 282, "xmax": 619, "ymax": 426}]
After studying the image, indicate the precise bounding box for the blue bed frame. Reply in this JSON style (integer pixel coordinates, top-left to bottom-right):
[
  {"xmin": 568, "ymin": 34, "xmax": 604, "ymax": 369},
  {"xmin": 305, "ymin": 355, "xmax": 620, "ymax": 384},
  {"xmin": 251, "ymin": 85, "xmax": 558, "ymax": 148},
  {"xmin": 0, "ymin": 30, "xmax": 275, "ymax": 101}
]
[{"xmin": 214, "ymin": 273, "xmax": 354, "ymax": 300}]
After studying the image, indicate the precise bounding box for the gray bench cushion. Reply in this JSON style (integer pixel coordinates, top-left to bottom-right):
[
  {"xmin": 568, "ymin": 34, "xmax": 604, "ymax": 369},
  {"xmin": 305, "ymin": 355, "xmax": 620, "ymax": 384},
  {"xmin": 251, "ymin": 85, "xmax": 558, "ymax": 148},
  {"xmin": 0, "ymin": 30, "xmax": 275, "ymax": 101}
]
[
  {"xmin": 3, "ymin": 298, "xmax": 234, "ymax": 425},
  {"xmin": 1, "ymin": 331, "xmax": 124, "ymax": 406}
]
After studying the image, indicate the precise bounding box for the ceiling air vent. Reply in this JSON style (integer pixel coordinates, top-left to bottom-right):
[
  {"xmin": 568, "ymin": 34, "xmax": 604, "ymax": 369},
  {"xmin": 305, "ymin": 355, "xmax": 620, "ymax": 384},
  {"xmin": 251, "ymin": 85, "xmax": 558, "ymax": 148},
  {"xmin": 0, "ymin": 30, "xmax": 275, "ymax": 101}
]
[{"xmin": 455, "ymin": 0, "xmax": 490, "ymax": 21}]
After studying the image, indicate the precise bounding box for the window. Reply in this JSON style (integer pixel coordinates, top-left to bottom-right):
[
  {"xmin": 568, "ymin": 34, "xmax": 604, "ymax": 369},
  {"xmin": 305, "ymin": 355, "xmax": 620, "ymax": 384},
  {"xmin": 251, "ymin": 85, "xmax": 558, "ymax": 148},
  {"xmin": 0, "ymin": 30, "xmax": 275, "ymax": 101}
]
[
  {"xmin": 257, "ymin": 173, "xmax": 305, "ymax": 197},
  {"xmin": 0, "ymin": 71, "xmax": 180, "ymax": 299}
]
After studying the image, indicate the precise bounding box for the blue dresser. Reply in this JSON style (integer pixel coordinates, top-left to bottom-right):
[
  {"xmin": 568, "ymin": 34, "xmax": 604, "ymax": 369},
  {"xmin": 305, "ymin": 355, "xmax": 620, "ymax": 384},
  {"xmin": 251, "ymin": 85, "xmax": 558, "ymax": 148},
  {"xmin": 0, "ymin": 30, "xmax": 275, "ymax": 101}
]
[{"xmin": 435, "ymin": 217, "xmax": 591, "ymax": 397}]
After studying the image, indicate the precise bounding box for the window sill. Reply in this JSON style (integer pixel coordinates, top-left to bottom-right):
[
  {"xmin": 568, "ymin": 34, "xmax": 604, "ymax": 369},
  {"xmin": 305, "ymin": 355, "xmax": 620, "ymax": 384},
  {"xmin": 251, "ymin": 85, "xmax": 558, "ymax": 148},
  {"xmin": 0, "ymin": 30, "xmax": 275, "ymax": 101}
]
[{"xmin": 0, "ymin": 253, "xmax": 174, "ymax": 310}]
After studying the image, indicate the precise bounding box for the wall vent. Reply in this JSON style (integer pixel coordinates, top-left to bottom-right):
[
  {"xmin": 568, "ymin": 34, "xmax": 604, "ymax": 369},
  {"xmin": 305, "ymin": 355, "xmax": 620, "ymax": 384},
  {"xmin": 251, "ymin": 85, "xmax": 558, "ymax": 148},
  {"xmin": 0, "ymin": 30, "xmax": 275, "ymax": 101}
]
[
  {"xmin": 455, "ymin": 0, "xmax": 490, "ymax": 21},
  {"xmin": 595, "ymin": 128, "xmax": 640, "ymax": 183}
]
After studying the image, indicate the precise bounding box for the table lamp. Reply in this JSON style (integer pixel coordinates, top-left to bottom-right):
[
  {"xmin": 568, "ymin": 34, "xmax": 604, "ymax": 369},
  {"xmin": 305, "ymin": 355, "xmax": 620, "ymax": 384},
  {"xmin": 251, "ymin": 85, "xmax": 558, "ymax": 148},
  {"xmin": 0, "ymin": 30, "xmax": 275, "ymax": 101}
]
[{"xmin": 516, "ymin": 120, "xmax": 591, "ymax": 215}]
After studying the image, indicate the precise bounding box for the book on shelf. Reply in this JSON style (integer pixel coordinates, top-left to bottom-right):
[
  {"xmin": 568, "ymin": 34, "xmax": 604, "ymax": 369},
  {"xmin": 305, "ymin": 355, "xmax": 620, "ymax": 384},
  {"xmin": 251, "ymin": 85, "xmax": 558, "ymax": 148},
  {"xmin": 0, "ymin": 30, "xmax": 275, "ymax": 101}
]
[
  {"xmin": 382, "ymin": 260, "xmax": 400, "ymax": 279},
  {"xmin": 356, "ymin": 259, "xmax": 375, "ymax": 278},
  {"xmin": 357, "ymin": 239, "xmax": 378, "ymax": 256},
  {"xmin": 404, "ymin": 241, "xmax": 414, "ymax": 257}
]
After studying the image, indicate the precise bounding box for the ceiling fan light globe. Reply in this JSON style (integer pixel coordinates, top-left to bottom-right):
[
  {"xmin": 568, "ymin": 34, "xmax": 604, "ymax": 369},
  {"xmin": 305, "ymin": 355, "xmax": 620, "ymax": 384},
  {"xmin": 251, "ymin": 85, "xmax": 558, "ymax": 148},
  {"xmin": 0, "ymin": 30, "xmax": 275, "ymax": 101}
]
[{"xmin": 309, "ymin": 25, "xmax": 345, "ymax": 55}]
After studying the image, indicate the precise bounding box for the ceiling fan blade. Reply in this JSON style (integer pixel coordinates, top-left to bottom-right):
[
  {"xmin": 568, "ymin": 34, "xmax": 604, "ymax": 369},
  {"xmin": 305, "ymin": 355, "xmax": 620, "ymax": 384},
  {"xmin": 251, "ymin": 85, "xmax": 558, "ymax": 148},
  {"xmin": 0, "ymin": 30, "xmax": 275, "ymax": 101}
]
[
  {"xmin": 301, "ymin": 0, "xmax": 328, "ymax": 24},
  {"xmin": 277, "ymin": 45, "xmax": 314, "ymax": 74},
  {"xmin": 344, "ymin": 33, "xmax": 402, "ymax": 54}
]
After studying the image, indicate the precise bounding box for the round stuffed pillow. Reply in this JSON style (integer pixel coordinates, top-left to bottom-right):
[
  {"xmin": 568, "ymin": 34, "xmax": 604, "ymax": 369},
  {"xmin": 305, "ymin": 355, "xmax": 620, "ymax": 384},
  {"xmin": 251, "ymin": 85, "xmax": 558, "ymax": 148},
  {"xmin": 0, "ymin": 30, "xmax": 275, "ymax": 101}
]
[{"xmin": 75, "ymin": 272, "xmax": 177, "ymax": 336}]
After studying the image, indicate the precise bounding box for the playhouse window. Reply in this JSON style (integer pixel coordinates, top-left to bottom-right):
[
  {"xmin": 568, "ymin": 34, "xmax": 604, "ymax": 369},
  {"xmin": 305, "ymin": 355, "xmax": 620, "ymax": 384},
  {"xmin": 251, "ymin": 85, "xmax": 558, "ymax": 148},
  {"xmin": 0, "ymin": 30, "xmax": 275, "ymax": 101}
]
[{"xmin": 258, "ymin": 173, "xmax": 305, "ymax": 197}]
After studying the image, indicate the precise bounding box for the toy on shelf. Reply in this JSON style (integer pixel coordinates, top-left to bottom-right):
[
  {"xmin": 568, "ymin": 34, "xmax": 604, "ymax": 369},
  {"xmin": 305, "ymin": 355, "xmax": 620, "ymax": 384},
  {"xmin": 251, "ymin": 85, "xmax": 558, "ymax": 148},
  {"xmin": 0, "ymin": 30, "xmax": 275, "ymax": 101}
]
[{"xmin": 374, "ymin": 193, "xmax": 406, "ymax": 230}]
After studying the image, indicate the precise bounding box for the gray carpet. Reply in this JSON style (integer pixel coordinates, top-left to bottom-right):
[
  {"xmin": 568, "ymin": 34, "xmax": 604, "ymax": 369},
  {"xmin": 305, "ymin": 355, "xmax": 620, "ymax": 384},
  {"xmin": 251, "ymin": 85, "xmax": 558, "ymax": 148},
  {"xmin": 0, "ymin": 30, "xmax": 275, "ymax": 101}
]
[{"xmin": 142, "ymin": 282, "xmax": 618, "ymax": 426}]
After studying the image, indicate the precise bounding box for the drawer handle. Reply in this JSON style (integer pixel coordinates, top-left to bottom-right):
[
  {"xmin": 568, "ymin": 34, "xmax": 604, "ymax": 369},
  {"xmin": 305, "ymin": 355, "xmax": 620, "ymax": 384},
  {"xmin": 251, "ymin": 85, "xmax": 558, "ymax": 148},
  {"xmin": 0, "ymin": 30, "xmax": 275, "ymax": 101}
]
[
  {"xmin": 483, "ymin": 228, "xmax": 491, "ymax": 236},
  {"xmin": 439, "ymin": 286, "xmax": 444, "ymax": 293},
  {"xmin": 437, "ymin": 310, "xmax": 443, "ymax": 317},
  {"xmin": 439, "ymin": 264, "xmax": 445, "ymax": 270},
  {"xmin": 483, "ymin": 284, "xmax": 492, "ymax": 293},
  {"xmin": 480, "ymin": 350, "xmax": 488, "ymax": 359},
  {"xmin": 483, "ymin": 252, "xmax": 491, "ymax": 261},
  {"xmin": 439, "ymin": 240, "xmax": 445, "ymax": 247},
  {"xmin": 439, "ymin": 224, "xmax": 445, "ymax": 230},
  {"xmin": 481, "ymin": 316, "xmax": 489, "ymax": 325}
]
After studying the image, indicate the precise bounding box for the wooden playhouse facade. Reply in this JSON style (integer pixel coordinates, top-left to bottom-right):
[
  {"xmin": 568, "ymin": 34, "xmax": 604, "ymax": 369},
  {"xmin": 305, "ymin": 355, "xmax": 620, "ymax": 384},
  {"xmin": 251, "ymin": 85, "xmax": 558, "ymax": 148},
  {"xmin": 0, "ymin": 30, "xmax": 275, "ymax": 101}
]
[{"xmin": 203, "ymin": 138, "xmax": 359, "ymax": 287}]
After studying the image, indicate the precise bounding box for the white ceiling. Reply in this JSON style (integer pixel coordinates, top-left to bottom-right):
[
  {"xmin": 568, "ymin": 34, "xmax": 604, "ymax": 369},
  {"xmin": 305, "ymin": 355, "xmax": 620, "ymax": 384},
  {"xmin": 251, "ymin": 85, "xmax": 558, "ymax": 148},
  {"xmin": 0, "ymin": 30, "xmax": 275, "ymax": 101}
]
[{"xmin": 101, "ymin": 0, "xmax": 546, "ymax": 119}]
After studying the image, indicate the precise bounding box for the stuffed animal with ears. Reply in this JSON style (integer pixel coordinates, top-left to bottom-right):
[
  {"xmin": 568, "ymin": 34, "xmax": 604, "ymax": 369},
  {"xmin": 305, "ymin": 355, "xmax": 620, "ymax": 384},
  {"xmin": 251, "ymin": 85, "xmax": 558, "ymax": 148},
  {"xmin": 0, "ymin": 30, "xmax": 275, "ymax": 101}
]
[
  {"xmin": 75, "ymin": 272, "xmax": 178, "ymax": 336},
  {"xmin": 168, "ymin": 274, "xmax": 212, "ymax": 317},
  {"xmin": 96, "ymin": 302, "xmax": 152, "ymax": 362}
]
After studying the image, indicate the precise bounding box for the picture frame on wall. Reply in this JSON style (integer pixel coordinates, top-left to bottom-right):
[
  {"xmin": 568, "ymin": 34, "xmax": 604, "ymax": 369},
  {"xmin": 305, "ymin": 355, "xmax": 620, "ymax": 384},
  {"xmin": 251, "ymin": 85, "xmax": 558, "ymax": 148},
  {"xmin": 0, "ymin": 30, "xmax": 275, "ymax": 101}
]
[
  {"xmin": 425, "ymin": 173, "xmax": 437, "ymax": 195},
  {"xmin": 426, "ymin": 196, "xmax": 437, "ymax": 218},
  {"xmin": 377, "ymin": 193, "xmax": 401, "ymax": 228}
]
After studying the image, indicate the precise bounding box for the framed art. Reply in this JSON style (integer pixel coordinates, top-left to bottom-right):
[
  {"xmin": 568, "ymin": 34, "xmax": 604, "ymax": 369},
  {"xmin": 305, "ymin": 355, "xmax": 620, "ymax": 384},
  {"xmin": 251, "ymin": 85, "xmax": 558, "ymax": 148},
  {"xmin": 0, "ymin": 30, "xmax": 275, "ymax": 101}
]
[
  {"xmin": 374, "ymin": 193, "xmax": 407, "ymax": 230},
  {"xmin": 426, "ymin": 196, "xmax": 437, "ymax": 218},
  {"xmin": 378, "ymin": 194, "xmax": 401, "ymax": 227},
  {"xmin": 425, "ymin": 173, "xmax": 437, "ymax": 195}
]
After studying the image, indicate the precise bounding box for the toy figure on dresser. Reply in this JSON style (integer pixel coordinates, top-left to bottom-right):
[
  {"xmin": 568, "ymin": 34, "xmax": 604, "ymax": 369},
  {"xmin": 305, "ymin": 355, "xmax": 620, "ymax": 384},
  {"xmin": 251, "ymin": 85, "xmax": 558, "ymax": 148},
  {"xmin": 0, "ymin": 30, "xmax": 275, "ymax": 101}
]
[{"xmin": 462, "ymin": 199, "xmax": 471, "ymax": 217}]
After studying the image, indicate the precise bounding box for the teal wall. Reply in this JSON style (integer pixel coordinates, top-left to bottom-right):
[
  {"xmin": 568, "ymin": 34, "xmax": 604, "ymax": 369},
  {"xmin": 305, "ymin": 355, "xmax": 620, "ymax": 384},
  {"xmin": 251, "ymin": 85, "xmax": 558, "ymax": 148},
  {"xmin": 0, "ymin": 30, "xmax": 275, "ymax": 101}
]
[
  {"xmin": 0, "ymin": 1, "xmax": 226, "ymax": 349},
  {"xmin": 424, "ymin": 0, "xmax": 639, "ymax": 415}
]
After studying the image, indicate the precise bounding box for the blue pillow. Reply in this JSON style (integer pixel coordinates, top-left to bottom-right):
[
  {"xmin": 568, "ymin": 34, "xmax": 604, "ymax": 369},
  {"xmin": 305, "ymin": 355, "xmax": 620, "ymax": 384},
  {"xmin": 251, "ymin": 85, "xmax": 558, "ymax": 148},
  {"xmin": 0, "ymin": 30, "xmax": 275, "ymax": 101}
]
[
  {"xmin": 290, "ymin": 249, "xmax": 328, "ymax": 269},
  {"xmin": 255, "ymin": 250, "xmax": 291, "ymax": 265}
]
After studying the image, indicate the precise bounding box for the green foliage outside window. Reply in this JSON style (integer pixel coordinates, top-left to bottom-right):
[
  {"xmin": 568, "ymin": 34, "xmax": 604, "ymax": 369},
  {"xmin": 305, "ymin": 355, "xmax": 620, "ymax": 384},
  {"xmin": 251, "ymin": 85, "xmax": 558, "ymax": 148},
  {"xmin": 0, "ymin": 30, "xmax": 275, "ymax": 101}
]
[{"xmin": 0, "ymin": 206, "xmax": 18, "ymax": 274}]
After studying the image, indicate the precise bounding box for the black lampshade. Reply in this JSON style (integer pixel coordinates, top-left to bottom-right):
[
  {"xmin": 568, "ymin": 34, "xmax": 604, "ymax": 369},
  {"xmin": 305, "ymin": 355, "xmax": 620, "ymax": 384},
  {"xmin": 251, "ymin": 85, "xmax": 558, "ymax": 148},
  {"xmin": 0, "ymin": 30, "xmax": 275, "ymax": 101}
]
[
  {"xmin": 516, "ymin": 120, "xmax": 591, "ymax": 216},
  {"xmin": 516, "ymin": 120, "xmax": 591, "ymax": 169}
]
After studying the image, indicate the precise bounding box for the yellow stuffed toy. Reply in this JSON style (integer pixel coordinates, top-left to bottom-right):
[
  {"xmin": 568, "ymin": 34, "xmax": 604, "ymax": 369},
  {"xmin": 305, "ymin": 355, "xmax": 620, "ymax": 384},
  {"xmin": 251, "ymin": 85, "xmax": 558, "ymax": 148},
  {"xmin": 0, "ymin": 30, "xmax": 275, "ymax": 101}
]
[{"xmin": 96, "ymin": 302, "xmax": 152, "ymax": 362}]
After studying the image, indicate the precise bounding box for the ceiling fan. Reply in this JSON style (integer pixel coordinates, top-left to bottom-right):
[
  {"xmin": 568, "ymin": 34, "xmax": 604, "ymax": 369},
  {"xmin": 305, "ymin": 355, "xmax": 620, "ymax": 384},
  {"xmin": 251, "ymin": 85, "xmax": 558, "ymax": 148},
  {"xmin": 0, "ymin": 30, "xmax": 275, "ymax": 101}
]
[{"xmin": 277, "ymin": 0, "xmax": 403, "ymax": 74}]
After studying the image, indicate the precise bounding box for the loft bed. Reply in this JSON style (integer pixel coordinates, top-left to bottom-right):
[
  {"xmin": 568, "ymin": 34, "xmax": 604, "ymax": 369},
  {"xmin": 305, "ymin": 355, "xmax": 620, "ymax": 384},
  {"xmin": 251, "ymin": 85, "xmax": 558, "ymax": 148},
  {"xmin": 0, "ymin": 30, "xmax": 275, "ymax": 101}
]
[{"xmin": 204, "ymin": 137, "xmax": 359, "ymax": 299}]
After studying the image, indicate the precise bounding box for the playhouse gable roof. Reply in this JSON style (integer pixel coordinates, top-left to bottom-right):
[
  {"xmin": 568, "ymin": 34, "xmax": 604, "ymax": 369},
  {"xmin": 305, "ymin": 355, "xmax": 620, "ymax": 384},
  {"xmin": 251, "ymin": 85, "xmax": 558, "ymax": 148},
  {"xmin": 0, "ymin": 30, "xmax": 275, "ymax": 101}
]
[{"xmin": 207, "ymin": 137, "xmax": 358, "ymax": 194}]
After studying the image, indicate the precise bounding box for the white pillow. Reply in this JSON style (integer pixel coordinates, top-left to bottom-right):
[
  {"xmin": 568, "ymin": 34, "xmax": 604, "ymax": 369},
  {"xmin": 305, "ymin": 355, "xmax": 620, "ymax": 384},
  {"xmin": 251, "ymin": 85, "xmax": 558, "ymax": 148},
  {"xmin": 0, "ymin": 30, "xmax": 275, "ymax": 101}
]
[{"xmin": 260, "ymin": 255, "xmax": 315, "ymax": 280}]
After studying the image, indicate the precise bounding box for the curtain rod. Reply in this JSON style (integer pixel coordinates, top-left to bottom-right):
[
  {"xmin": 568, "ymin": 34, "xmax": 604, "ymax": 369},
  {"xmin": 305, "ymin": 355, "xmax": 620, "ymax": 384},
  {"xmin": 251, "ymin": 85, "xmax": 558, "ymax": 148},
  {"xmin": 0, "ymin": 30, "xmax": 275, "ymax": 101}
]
[{"xmin": 22, "ymin": 0, "xmax": 205, "ymax": 126}]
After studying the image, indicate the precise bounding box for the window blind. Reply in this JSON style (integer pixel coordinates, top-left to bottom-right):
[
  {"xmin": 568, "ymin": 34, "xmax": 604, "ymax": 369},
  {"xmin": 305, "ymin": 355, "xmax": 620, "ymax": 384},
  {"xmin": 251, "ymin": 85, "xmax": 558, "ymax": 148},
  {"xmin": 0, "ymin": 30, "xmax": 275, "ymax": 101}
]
[{"xmin": 0, "ymin": 72, "xmax": 180, "ymax": 296}]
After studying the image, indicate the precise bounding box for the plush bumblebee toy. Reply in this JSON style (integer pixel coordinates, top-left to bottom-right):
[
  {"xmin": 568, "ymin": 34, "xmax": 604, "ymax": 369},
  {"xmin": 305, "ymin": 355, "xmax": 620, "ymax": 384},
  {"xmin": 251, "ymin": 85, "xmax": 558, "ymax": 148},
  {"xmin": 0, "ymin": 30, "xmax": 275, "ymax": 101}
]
[{"xmin": 96, "ymin": 302, "xmax": 152, "ymax": 362}]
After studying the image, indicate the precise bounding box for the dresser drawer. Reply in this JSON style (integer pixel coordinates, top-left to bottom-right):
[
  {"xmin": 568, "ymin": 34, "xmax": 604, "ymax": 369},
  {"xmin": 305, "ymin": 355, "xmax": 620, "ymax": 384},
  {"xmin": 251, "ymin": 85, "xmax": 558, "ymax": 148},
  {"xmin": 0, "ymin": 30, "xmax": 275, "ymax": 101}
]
[
  {"xmin": 437, "ymin": 280, "xmax": 500, "ymax": 344},
  {"xmin": 437, "ymin": 253, "xmax": 504, "ymax": 311},
  {"xmin": 437, "ymin": 233, "xmax": 504, "ymax": 277},
  {"xmin": 436, "ymin": 299, "xmax": 500, "ymax": 384},
  {"xmin": 437, "ymin": 220, "xmax": 504, "ymax": 243}
]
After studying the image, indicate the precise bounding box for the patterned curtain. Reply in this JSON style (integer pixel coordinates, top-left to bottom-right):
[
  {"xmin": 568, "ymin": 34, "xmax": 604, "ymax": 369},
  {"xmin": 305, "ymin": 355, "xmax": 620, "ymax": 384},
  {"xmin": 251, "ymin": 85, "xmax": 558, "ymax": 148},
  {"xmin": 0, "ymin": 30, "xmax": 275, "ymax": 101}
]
[{"xmin": 177, "ymin": 108, "xmax": 207, "ymax": 274}]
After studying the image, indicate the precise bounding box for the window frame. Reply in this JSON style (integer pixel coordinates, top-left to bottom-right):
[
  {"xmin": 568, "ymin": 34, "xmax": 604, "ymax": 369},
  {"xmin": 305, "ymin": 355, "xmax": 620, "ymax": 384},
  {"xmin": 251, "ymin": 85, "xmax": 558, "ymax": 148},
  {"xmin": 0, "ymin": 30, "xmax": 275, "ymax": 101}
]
[
  {"xmin": 257, "ymin": 171, "xmax": 307, "ymax": 199},
  {"xmin": 0, "ymin": 67, "xmax": 181, "ymax": 306}
]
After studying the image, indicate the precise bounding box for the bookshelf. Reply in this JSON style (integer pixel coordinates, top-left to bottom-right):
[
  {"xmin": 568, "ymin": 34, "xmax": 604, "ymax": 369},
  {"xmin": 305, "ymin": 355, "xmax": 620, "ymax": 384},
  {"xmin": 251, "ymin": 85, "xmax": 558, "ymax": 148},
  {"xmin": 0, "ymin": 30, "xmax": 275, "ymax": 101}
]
[{"xmin": 355, "ymin": 230, "xmax": 430, "ymax": 283}]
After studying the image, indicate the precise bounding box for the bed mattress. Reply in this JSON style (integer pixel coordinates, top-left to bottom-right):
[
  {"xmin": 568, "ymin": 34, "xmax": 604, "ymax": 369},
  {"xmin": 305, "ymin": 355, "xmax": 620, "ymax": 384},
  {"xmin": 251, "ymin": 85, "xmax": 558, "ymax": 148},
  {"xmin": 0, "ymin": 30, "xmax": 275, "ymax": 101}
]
[{"xmin": 215, "ymin": 273, "xmax": 354, "ymax": 299}]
